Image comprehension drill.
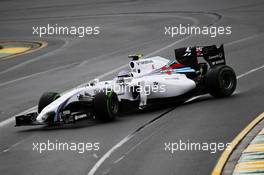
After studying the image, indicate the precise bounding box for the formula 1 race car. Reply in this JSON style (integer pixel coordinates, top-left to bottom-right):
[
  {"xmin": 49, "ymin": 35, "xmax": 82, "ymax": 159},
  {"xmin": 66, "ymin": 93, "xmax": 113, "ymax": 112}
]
[{"xmin": 15, "ymin": 44, "xmax": 237, "ymax": 126}]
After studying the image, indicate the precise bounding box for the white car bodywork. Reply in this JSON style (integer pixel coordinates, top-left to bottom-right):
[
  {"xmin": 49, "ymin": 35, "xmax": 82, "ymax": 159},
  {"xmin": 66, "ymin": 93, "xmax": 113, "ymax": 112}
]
[
  {"xmin": 37, "ymin": 56, "xmax": 196, "ymax": 123},
  {"xmin": 16, "ymin": 44, "xmax": 236, "ymax": 127}
]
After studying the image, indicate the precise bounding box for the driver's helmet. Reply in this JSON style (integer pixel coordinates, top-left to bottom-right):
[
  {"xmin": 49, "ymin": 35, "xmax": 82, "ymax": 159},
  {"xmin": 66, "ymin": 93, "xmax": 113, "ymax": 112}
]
[
  {"xmin": 117, "ymin": 70, "xmax": 131, "ymax": 83},
  {"xmin": 128, "ymin": 53, "xmax": 143, "ymax": 61},
  {"xmin": 117, "ymin": 70, "xmax": 131, "ymax": 78}
]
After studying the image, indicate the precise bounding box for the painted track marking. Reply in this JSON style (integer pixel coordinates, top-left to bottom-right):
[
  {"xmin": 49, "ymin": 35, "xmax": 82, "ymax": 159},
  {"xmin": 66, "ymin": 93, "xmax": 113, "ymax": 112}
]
[
  {"xmin": 0, "ymin": 40, "xmax": 67, "ymax": 75},
  {"xmin": 212, "ymin": 112, "xmax": 264, "ymax": 175},
  {"xmin": 0, "ymin": 41, "xmax": 47, "ymax": 61}
]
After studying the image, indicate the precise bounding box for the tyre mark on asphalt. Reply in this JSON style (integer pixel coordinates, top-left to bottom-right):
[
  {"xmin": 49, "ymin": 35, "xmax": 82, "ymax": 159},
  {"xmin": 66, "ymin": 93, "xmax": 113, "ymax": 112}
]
[
  {"xmin": 0, "ymin": 0, "xmax": 137, "ymax": 13},
  {"xmin": 0, "ymin": 11, "xmax": 221, "ymax": 23}
]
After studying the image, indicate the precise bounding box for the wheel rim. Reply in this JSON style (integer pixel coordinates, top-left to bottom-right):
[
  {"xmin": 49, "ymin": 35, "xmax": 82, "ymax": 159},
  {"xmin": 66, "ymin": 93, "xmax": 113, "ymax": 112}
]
[
  {"xmin": 221, "ymin": 71, "xmax": 234, "ymax": 89},
  {"xmin": 109, "ymin": 95, "xmax": 119, "ymax": 115}
]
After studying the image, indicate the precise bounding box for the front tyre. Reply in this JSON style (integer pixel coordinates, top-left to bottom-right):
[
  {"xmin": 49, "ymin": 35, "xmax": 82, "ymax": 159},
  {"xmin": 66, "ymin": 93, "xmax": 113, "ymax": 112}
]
[
  {"xmin": 94, "ymin": 91, "xmax": 119, "ymax": 121},
  {"xmin": 38, "ymin": 92, "xmax": 60, "ymax": 113},
  {"xmin": 205, "ymin": 65, "xmax": 237, "ymax": 98}
]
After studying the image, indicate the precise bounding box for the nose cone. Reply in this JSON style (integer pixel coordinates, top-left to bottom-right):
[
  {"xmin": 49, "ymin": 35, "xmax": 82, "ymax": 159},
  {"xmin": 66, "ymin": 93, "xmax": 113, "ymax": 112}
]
[{"xmin": 36, "ymin": 111, "xmax": 48, "ymax": 123}]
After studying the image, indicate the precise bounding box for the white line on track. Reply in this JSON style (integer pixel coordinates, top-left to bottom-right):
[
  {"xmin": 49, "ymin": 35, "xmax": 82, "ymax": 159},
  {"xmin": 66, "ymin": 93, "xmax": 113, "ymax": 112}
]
[
  {"xmin": 0, "ymin": 106, "xmax": 36, "ymax": 128},
  {"xmin": 237, "ymin": 64, "xmax": 264, "ymax": 79},
  {"xmin": 225, "ymin": 34, "xmax": 261, "ymax": 47},
  {"xmin": 2, "ymin": 139, "xmax": 25, "ymax": 153}
]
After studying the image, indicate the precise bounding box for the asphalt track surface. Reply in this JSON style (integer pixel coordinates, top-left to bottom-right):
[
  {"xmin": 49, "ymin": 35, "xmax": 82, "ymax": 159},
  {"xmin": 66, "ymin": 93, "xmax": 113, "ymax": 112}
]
[{"xmin": 0, "ymin": 0, "xmax": 264, "ymax": 175}]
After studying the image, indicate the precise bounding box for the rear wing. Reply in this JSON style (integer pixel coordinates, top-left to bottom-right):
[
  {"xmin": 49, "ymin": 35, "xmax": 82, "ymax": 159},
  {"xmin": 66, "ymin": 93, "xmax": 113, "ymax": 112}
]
[
  {"xmin": 202, "ymin": 44, "xmax": 226, "ymax": 67},
  {"xmin": 175, "ymin": 44, "xmax": 226, "ymax": 68}
]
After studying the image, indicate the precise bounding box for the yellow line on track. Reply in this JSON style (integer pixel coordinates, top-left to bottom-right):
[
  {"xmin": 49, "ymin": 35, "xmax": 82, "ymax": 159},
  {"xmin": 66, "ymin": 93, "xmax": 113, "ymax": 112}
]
[
  {"xmin": 234, "ymin": 161, "xmax": 264, "ymax": 172},
  {"xmin": 0, "ymin": 47, "xmax": 30, "ymax": 54},
  {"xmin": 259, "ymin": 128, "xmax": 264, "ymax": 135},
  {"xmin": 0, "ymin": 41, "xmax": 48, "ymax": 61},
  {"xmin": 211, "ymin": 112, "xmax": 264, "ymax": 175},
  {"xmin": 244, "ymin": 144, "xmax": 264, "ymax": 153}
]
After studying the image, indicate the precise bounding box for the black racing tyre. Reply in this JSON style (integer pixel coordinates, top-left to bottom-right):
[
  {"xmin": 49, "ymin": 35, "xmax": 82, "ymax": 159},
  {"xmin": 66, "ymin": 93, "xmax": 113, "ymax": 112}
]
[
  {"xmin": 94, "ymin": 91, "xmax": 119, "ymax": 121},
  {"xmin": 205, "ymin": 65, "xmax": 237, "ymax": 98},
  {"xmin": 38, "ymin": 92, "xmax": 60, "ymax": 113}
]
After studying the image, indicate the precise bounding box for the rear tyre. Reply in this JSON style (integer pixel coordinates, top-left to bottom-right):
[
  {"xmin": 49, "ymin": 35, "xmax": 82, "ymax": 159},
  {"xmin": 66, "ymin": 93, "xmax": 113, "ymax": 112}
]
[
  {"xmin": 38, "ymin": 92, "xmax": 60, "ymax": 113},
  {"xmin": 94, "ymin": 91, "xmax": 119, "ymax": 122},
  {"xmin": 205, "ymin": 65, "xmax": 237, "ymax": 98}
]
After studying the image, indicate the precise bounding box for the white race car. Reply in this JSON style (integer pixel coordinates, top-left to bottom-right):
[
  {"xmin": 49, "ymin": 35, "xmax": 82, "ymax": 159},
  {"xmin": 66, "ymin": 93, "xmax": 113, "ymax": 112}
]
[{"xmin": 15, "ymin": 44, "xmax": 237, "ymax": 126}]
